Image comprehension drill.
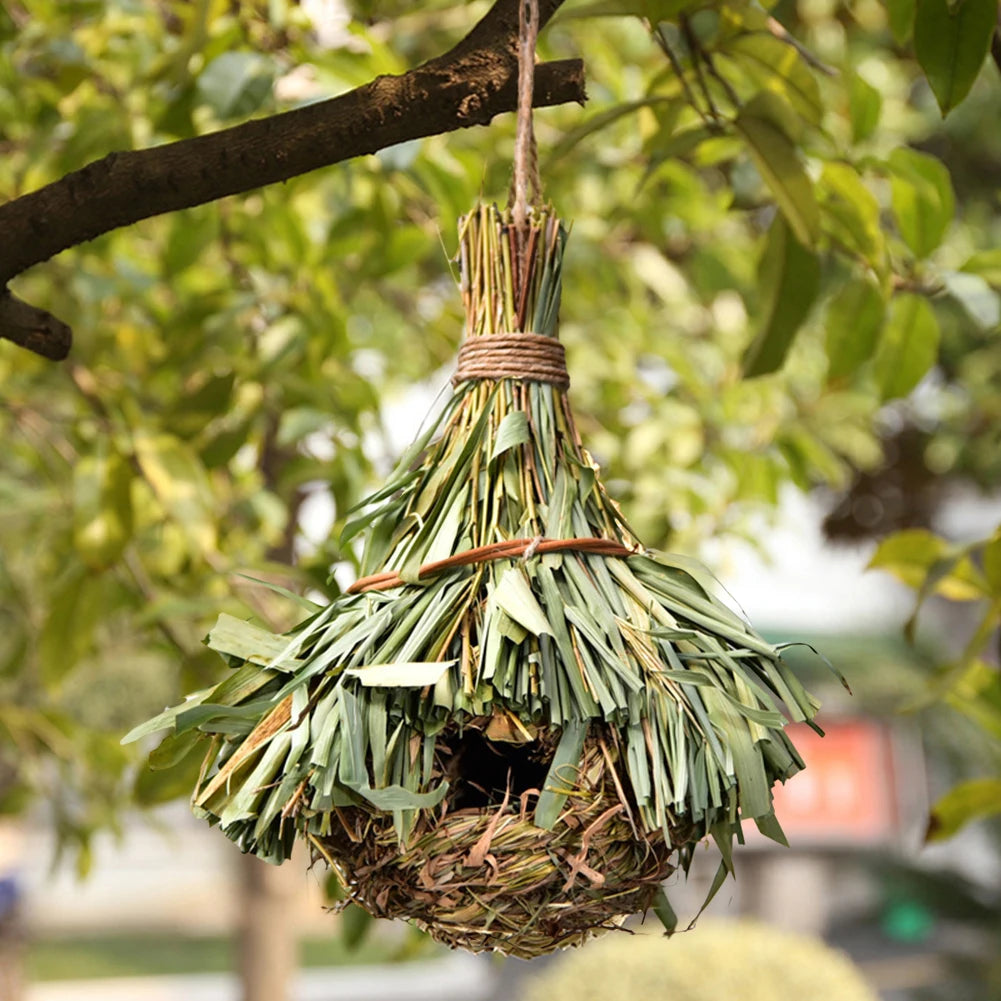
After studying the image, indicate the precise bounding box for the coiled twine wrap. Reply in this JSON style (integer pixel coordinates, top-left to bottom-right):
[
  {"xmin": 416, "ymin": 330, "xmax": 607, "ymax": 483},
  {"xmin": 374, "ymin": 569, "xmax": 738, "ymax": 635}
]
[{"xmin": 452, "ymin": 332, "xmax": 569, "ymax": 390}]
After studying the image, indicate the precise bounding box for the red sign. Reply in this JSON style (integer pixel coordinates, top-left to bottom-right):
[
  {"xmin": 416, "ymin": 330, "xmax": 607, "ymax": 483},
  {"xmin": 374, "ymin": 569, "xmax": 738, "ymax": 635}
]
[{"xmin": 765, "ymin": 719, "xmax": 904, "ymax": 845}]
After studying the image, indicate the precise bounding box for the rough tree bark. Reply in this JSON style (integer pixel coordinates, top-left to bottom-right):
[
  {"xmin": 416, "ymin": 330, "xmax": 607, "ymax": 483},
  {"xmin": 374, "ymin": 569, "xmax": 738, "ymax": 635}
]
[{"xmin": 0, "ymin": 0, "xmax": 582, "ymax": 360}]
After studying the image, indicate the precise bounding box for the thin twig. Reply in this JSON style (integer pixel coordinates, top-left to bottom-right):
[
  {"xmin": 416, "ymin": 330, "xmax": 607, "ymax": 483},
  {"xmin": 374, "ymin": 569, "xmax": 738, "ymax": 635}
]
[
  {"xmin": 680, "ymin": 16, "xmax": 722, "ymax": 124},
  {"xmin": 681, "ymin": 16, "xmax": 741, "ymax": 111},
  {"xmin": 653, "ymin": 26, "xmax": 713, "ymax": 127},
  {"xmin": 766, "ymin": 16, "xmax": 837, "ymax": 76}
]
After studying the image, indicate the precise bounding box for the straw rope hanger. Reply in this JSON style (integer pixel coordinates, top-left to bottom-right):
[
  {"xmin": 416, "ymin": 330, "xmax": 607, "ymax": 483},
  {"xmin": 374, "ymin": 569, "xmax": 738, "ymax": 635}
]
[
  {"xmin": 451, "ymin": 0, "xmax": 569, "ymax": 390},
  {"xmin": 347, "ymin": 1, "xmax": 635, "ymax": 597},
  {"xmin": 510, "ymin": 0, "xmax": 543, "ymax": 239}
]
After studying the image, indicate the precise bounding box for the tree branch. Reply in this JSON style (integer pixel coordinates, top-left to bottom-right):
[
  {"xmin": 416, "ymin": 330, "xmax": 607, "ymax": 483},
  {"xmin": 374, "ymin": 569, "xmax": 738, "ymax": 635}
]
[
  {"xmin": 0, "ymin": 291, "xmax": 73, "ymax": 360},
  {"xmin": 0, "ymin": 0, "xmax": 583, "ymax": 361}
]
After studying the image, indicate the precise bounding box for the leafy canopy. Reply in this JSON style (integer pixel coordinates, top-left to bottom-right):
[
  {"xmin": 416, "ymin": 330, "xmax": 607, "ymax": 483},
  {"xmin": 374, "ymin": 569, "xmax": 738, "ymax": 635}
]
[{"xmin": 0, "ymin": 0, "xmax": 999, "ymax": 863}]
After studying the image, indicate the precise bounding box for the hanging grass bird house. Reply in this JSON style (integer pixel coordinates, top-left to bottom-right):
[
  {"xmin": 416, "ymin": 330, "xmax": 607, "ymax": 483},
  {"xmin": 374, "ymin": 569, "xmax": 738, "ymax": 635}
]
[{"xmin": 128, "ymin": 203, "xmax": 828, "ymax": 958}]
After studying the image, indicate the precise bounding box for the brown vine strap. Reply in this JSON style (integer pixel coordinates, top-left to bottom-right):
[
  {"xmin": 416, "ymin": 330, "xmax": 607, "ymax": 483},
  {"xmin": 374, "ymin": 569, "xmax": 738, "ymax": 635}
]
[
  {"xmin": 346, "ymin": 537, "xmax": 635, "ymax": 594},
  {"xmin": 452, "ymin": 333, "xmax": 569, "ymax": 390}
]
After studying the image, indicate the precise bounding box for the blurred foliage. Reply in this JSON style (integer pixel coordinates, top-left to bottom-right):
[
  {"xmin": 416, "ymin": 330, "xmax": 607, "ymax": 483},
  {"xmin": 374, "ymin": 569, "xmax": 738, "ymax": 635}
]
[
  {"xmin": 871, "ymin": 524, "xmax": 1001, "ymax": 839},
  {"xmin": 870, "ymin": 856, "xmax": 1001, "ymax": 1001},
  {"xmin": 26, "ymin": 925, "xmax": 435, "ymax": 980},
  {"xmin": 0, "ymin": 0, "xmax": 999, "ymax": 875},
  {"xmin": 865, "ymin": 519, "xmax": 1001, "ymax": 995},
  {"xmin": 520, "ymin": 920, "xmax": 879, "ymax": 1001}
]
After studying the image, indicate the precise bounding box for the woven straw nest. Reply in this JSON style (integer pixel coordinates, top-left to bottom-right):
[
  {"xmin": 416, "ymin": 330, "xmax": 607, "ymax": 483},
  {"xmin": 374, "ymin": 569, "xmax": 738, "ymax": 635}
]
[
  {"xmin": 127, "ymin": 204, "xmax": 828, "ymax": 958},
  {"xmin": 312, "ymin": 722, "xmax": 688, "ymax": 957}
]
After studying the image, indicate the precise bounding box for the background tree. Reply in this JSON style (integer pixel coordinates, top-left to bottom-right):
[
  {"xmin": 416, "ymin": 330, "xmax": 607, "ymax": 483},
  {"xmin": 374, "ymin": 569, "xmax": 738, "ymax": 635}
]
[{"xmin": 2, "ymin": 0, "xmax": 1000, "ymax": 997}]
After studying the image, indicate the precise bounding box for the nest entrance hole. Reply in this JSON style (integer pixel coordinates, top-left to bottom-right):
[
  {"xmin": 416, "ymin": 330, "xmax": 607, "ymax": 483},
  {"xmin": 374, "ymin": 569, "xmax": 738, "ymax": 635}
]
[{"xmin": 443, "ymin": 729, "xmax": 553, "ymax": 811}]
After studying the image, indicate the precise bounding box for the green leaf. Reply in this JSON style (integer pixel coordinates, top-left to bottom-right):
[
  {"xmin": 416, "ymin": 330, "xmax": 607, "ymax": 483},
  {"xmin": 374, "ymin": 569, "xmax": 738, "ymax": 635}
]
[
  {"xmin": 347, "ymin": 781, "xmax": 449, "ymax": 811},
  {"xmin": 182, "ymin": 372, "xmax": 236, "ymax": 419},
  {"xmin": 535, "ymin": 718, "xmax": 589, "ymax": 829},
  {"xmin": 898, "ymin": 547, "xmax": 987, "ymax": 643},
  {"xmin": 743, "ymin": 215, "xmax": 820, "ymax": 377},
  {"xmin": 983, "ymin": 533, "xmax": 1001, "ymax": 594},
  {"xmin": 121, "ymin": 693, "xmax": 210, "ymax": 744},
  {"xmin": 888, "ymin": 148, "xmax": 955, "ymax": 258},
  {"xmin": 163, "ymin": 210, "xmax": 219, "ymax": 277},
  {"xmin": 148, "ymin": 730, "xmax": 202, "ymax": 771},
  {"xmin": 38, "ymin": 567, "xmax": 106, "ymax": 686},
  {"xmin": 339, "ymin": 903, "xmax": 374, "ymax": 950},
  {"xmin": 420, "ymin": 484, "xmax": 469, "ymax": 568},
  {"xmin": 134, "ymin": 432, "xmax": 217, "ymax": 555},
  {"xmin": 652, "ymin": 886, "xmax": 678, "ymax": 934},
  {"xmin": 231, "ymin": 574, "xmax": 322, "ymax": 612},
  {"xmin": 825, "ymin": 275, "xmax": 886, "ymax": 380},
  {"xmin": 176, "ymin": 701, "xmax": 278, "ymax": 736},
  {"xmin": 927, "ymin": 778, "xmax": 1001, "ymax": 841},
  {"xmin": 276, "ymin": 407, "xmax": 330, "ymax": 447},
  {"xmin": 73, "ymin": 446, "xmax": 133, "ymax": 570},
  {"xmin": 197, "ymin": 51, "xmax": 274, "ymax": 119},
  {"xmin": 643, "ymin": 125, "xmax": 717, "ymax": 175},
  {"xmin": 914, "ymin": 0, "xmax": 995, "ymax": 115},
  {"xmin": 885, "ymin": 0, "xmax": 917, "ymax": 42},
  {"xmin": 868, "ymin": 528, "xmax": 950, "ymax": 587},
  {"xmin": 491, "ymin": 411, "xmax": 530, "ymax": 461},
  {"xmin": 722, "ymin": 34, "xmax": 823, "ymax": 125},
  {"xmin": 849, "ymin": 73, "xmax": 882, "ymax": 142},
  {"xmin": 942, "ymin": 271, "xmax": 1001, "ymax": 329},
  {"xmin": 735, "ymin": 100, "xmax": 820, "ymax": 247},
  {"xmin": 873, "ymin": 293, "xmax": 940, "ymax": 400},
  {"xmin": 644, "ymin": 550, "xmax": 729, "ymax": 606},
  {"xmin": 754, "ymin": 810, "xmax": 790, "ymax": 846},
  {"xmin": 199, "ymin": 421, "xmax": 252, "ymax": 469},
  {"xmin": 207, "ymin": 613, "xmax": 300, "ymax": 667},
  {"xmin": 135, "ymin": 739, "xmax": 206, "ymax": 806},
  {"xmin": 951, "ymin": 658, "xmax": 1001, "ymax": 738},
  {"xmin": 556, "ymin": 0, "xmax": 701, "ymax": 20},
  {"xmin": 817, "ymin": 163, "xmax": 884, "ymax": 266},
  {"xmin": 778, "ymin": 426, "xmax": 847, "ymax": 486},
  {"xmin": 960, "ymin": 248, "xmax": 1001, "ymax": 286},
  {"xmin": 492, "ymin": 568, "xmax": 554, "ymax": 638},
  {"xmin": 548, "ymin": 97, "xmax": 679, "ymax": 164}
]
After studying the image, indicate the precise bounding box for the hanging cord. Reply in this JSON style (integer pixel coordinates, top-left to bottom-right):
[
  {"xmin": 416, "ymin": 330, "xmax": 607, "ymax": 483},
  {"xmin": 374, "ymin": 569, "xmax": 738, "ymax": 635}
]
[
  {"xmin": 510, "ymin": 0, "xmax": 541, "ymax": 238},
  {"xmin": 455, "ymin": 3, "xmax": 566, "ymax": 391}
]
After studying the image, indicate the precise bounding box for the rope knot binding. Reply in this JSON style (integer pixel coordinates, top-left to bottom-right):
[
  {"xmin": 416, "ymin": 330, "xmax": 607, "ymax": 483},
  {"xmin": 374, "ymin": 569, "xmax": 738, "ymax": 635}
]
[{"xmin": 452, "ymin": 332, "xmax": 569, "ymax": 390}]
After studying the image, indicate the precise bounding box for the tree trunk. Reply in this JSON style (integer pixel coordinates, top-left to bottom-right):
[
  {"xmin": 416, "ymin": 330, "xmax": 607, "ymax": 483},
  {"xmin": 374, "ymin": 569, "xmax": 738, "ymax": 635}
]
[
  {"xmin": 0, "ymin": 910, "xmax": 24, "ymax": 1001},
  {"xmin": 235, "ymin": 441, "xmax": 308, "ymax": 1001},
  {"xmin": 236, "ymin": 853, "xmax": 302, "ymax": 1001}
]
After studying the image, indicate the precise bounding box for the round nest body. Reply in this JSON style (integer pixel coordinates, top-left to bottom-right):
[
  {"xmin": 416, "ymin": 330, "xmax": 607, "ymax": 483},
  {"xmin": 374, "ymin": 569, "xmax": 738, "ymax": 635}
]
[{"xmin": 312, "ymin": 727, "xmax": 690, "ymax": 958}]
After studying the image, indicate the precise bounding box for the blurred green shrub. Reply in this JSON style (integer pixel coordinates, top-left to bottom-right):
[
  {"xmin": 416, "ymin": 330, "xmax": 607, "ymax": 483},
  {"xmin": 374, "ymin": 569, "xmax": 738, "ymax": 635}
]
[{"xmin": 521, "ymin": 920, "xmax": 878, "ymax": 1001}]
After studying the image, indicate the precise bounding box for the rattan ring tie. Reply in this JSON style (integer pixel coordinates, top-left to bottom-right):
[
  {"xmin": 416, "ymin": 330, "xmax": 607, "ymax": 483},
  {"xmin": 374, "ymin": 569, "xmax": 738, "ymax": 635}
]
[
  {"xmin": 452, "ymin": 333, "xmax": 570, "ymax": 390},
  {"xmin": 347, "ymin": 536, "xmax": 635, "ymax": 594}
]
